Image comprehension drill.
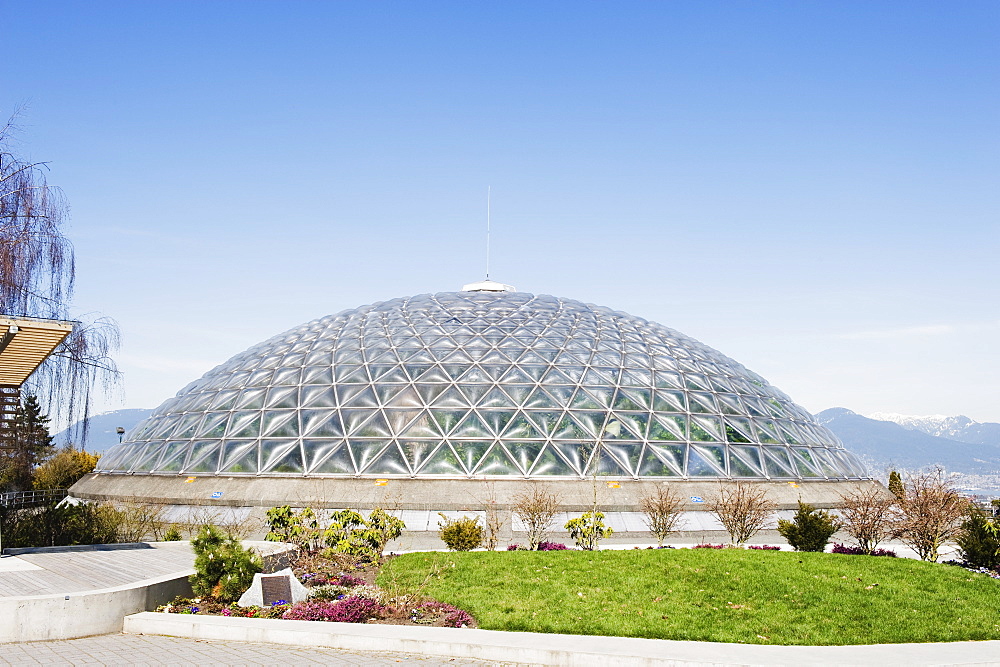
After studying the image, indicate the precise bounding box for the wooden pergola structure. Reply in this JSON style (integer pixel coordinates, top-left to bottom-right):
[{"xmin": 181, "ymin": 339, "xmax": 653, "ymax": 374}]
[{"xmin": 0, "ymin": 316, "xmax": 74, "ymax": 451}]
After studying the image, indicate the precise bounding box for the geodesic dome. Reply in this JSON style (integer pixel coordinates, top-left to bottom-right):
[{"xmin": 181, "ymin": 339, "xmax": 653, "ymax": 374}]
[{"xmin": 97, "ymin": 286, "xmax": 868, "ymax": 481}]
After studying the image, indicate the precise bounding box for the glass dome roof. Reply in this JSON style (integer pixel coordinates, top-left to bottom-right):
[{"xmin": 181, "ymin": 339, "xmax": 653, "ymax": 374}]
[{"xmin": 98, "ymin": 290, "xmax": 868, "ymax": 480}]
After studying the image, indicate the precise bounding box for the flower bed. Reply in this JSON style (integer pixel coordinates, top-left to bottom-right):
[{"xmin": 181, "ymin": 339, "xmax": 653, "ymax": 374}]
[{"xmin": 158, "ymin": 550, "xmax": 476, "ymax": 628}]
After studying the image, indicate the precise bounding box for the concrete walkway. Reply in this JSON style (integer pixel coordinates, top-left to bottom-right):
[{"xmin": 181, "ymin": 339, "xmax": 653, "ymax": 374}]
[
  {"xmin": 0, "ymin": 542, "xmax": 195, "ymax": 598},
  {"xmin": 0, "ymin": 633, "xmax": 502, "ymax": 666}
]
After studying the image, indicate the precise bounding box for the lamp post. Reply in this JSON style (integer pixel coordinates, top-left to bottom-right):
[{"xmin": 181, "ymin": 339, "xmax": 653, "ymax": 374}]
[{"xmin": 116, "ymin": 427, "xmax": 125, "ymax": 443}]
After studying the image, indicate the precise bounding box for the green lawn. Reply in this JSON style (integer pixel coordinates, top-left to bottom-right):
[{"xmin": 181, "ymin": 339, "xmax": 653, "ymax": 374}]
[{"xmin": 378, "ymin": 549, "xmax": 1000, "ymax": 645}]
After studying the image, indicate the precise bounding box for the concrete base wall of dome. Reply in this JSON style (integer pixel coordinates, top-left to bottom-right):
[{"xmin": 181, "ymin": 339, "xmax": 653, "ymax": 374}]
[{"xmin": 71, "ymin": 473, "xmax": 888, "ymax": 513}]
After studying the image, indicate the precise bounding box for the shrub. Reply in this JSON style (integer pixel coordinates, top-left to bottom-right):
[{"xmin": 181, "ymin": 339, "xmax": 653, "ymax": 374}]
[
  {"xmin": 831, "ymin": 542, "xmax": 897, "ymax": 557},
  {"xmin": 163, "ymin": 526, "xmax": 183, "ymax": 541},
  {"xmin": 707, "ymin": 481, "xmax": 776, "ymax": 546},
  {"xmin": 694, "ymin": 543, "xmax": 726, "ymax": 549},
  {"xmin": 438, "ymin": 514, "xmax": 484, "ymax": 551},
  {"xmin": 412, "ymin": 601, "xmax": 475, "ymax": 627},
  {"xmin": 956, "ymin": 510, "xmax": 1000, "ymax": 570},
  {"xmin": 333, "ymin": 573, "xmax": 367, "ymax": 587},
  {"xmin": 511, "ymin": 485, "xmax": 561, "ymax": 551},
  {"xmin": 638, "ymin": 486, "xmax": 685, "ymax": 547},
  {"xmin": 565, "ymin": 511, "xmax": 613, "ymax": 550},
  {"xmin": 888, "ymin": 470, "xmax": 905, "ymax": 500},
  {"xmin": 265, "ymin": 505, "xmax": 322, "ymax": 551},
  {"xmin": 324, "ymin": 508, "xmax": 405, "ymax": 562},
  {"xmin": 308, "ymin": 584, "xmax": 349, "ymax": 600},
  {"xmin": 747, "ymin": 545, "xmax": 781, "ymax": 550},
  {"xmin": 189, "ymin": 525, "xmax": 262, "ymax": 602},
  {"xmin": 894, "ymin": 468, "xmax": 969, "ymax": 562},
  {"xmin": 777, "ymin": 501, "xmax": 839, "ymax": 552},
  {"xmin": 283, "ymin": 596, "xmax": 382, "ymax": 623},
  {"xmin": 31, "ymin": 446, "xmax": 99, "ymax": 490},
  {"xmin": 837, "ymin": 485, "xmax": 897, "ymax": 554},
  {"xmin": 537, "ymin": 541, "xmax": 569, "ymax": 551}
]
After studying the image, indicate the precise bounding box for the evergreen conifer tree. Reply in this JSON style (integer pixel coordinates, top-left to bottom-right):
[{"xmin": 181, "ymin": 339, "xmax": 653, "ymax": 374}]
[
  {"xmin": 0, "ymin": 394, "xmax": 54, "ymax": 491},
  {"xmin": 888, "ymin": 470, "xmax": 905, "ymax": 500}
]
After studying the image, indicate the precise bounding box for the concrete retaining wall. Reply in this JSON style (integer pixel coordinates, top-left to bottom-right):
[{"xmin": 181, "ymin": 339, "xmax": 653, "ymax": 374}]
[
  {"xmin": 123, "ymin": 611, "xmax": 1000, "ymax": 666},
  {"xmin": 0, "ymin": 572, "xmax": 193, "ymax": 643},
  {"xmin": 72, "ymin": 473, "xmax": 887, "ymax": 511}
]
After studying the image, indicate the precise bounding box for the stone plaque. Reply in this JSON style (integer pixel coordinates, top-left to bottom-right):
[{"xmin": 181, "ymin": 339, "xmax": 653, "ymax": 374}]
[{"xmin": 260, "ymin": 574, "xmax": 293, "ymax": 606}]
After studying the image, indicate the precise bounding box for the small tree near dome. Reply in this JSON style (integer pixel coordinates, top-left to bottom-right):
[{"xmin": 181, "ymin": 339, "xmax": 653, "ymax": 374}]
[
  {"xmin": 639, "ymin": 486, "xmax": 685, "ymax": 547},
  {"xmin": 894, "ymin": 468, "xmax": 968, "ymax": 562},
  {"xmin": 777, "ymin": 501, "xmax": 839, "ymax": 552},
  {"xmin": 837, "ymin": 485, "xmax": 896, "ymax": 554},
  {"xmin": 707, "ymin": 481, "xmax": 777, "ymax": 546}
]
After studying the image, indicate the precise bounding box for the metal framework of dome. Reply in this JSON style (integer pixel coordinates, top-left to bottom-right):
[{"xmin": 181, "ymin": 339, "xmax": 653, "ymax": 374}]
[{"xmin": 97, "ymin": 287, "xmax": 868, "ymax": 481}]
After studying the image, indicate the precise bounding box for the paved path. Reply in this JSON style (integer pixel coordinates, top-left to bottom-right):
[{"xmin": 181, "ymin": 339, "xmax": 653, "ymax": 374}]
[
  {"xmin": 0, "ymin": 633, "xmax": 511, "ymax": 666},
  {"xmin": 0, "ymin": 543, "xmax": 194, "ymax": 598}
]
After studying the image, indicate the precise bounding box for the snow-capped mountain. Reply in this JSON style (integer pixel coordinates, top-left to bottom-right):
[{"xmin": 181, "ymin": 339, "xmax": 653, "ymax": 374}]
[{"xmin": 865, "ymin": 412, "xmax": 1000, "ymax": 447}]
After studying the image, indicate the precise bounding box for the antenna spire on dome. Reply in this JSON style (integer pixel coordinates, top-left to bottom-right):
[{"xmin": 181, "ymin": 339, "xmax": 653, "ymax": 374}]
[{"xmin": 461, "ymin": 279, "xmax": 515, "ymax": 292}]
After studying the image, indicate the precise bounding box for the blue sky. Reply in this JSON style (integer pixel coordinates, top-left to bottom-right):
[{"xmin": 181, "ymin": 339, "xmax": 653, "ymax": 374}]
[{"xmin": 3, "ymin": 1, "xmax": 998, "ymax": 423}]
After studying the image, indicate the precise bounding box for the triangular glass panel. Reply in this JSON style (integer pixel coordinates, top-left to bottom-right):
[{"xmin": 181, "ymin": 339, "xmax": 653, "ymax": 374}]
[
  {"xmin": 686, "ymin": 447, "xmax": 722, "ymax": 477},
  {"xmin": 335, "ymin": 366, "xmax": 369, "ymax": 383},
  {"xmin": 616, "ymin": 413, "xmax": 649, "ymax": 439},
  {"xmin": 568, "ymin": 412, "xmax": 605, "ymax": 437},
  {"xmin": 416, "ymin": 366, "xmax": 452, "ymax": 383},
  {"xmin": 503, "ymin": 441, "xmax": 544, "ymax": 474},
  {"xmin": 586, "ymin": 448, "xmax": 632, "ymax": 477},
  {"xmin": 502, "ymin": 412, "xmax": 545, "ymax": 439},
  {"xmin": 307, "ymin": 440, "xmax": 354, "ymax": 474},
  {"xmin": 220, "ymin": 440, "xmax": 258, "ymax": 474},
  {"xmin": 450, "ymin": 440, "xmax": 493, "ymax": 474},
  {"xmin": 235, "ymin": 388, "xmax": 267, "ymax": 410},
  {"xmin": 442, "ymin": 364, "xmax": 467, "ymax": 380},
  {"xmin": 523, "ymin": 387, "xmax": 556, "ymax": 409},
  {"xmin": 688, "ymin": 392, "xmax": 717, "ymax": 414},
  {"xmin": 602, "ymin": 442, "xmax": 643, "ymax": 476},
  {"xmin": 585, "ymin": 386, "xmax": 615, "ymax": 408},
  {"xmin": 451, "ymin": 411, "xmax": 493, "ymax": 438},
  {"xmin": 762, "ymin": 446, "xmax": 795, "ymax": 478},
  {"xmin": 693, "ymin": 445, "xmax": 727, "ymax": 475},
  {"xmin": 431, "ymin": 410, "xmax": 466, "ymax": 435},
  {"xmin": 458, "ymin": 382, "xmax": 491, "ymax": 405},
  {"xmin": 379, "ymin": 385, "xmax": 420, "ymax": 408},
  {"xmin": 416, "ymin": 443, "xmax": 464, "ymax": 475},
  {"xmin": 399, "ymin": 412, "xmax": 441, "ymax": 438},
  {"xmin": 301, "ymin": 366, "xmax": 334, "ymax": 385},
  {"xmin": 791, "ymin": 447, "xmax": 824, "ymax": 478},
  {"xmin": 474, "ymin": 443, "xmax": 520, "ymax": 475},
  {"xmin": 570, "ymin": 389, "xmax": 602, "ymax": 410},
  {"xmin": 723, "ymin": 419, "xmax": 753, "ymax": 444},
  {"xmin": 434, "ymin": 387, "xmax": 470, "ymax": 409},
  {"xmin": 272, "ymin": 368, "xmax": 301, "ymax": 386},
  {"xmin": 300, "ymin": 386, "xmax": 337, "ymax": 408},
  {"xmin": 478, "ymin": 386, "xmax": 512, "ymax": 408},
  {"xmin": 516, "ymin": 350, "xmax": 550, "ymax": 366},
  {"xmin": 612, "ymin": 389, "xmax": 644, "ymax": 411},
  {"xmin": 552, "ymin": 413, "xmax": 587, "ymax": 439},
  {"xmin": 730, "ymin": 445, "xmax": 764, "ymax": 476},
  {"xmin": 690, "ymin": 416, "xmax": 723, "ymax": 442},
  {"xmin": 753, "ymin": 419, "xmax": 783, "ymax": 445},
  {"xmin": 341, "ymin": 387, "xmax": 379, "ymax": 409},
  {"xmin": 654, "ymin": 371, "xmax": 683, "ymax": 388},
  {"xmin": 479, "ymin": 350, "xmax": 509, "ymax": 365},
  {"xmin": 261, "ymin": 440, "xmax": 304, "ymax": 473},
  {"xmin": 128, "ymin": 444, "xmax": 162, "ymax": 472},
  {"xmin": 353, "ymin": 411, "xmax": 391, "ymax": 438},
  {"xmin": 194, "ymin": 412, "xmax": 230, "ymax": 439},
  {"xmin": 777, "ymin": 421, "xmax": 804, "ymax": 446},
  {"xmin": 227, "ymin": 411, "xmax": 261, "ymax": 438},
  {"xmin": 261, "ymin": 411, "xmax": 299, "ymax": 438},
  {"xmin": 637, "ymin": 444, "xmax": 681, "ymax": 476},
  {"xmin": 650, "ymin": 414, "xmax": 686, "ymax": 441},
  {"xmin": 265, "ymin": 387, "xmax": 299, "ymax": 409},
  {"xmin": 517, "ymin": 364, "xmax": 546, "ymax": 381},
  {"xmin": 528, "ymin": 445, "xmax": 575, "ymax": 476},
  {"xmin": 300, "ymin": 409, "xmax": 344, "ymax": 437},
  {"xmin": 527, "ymin": 411, "xmax": 564, "ymax": 436},
  {"xmin": 376, "ymin": 367, "xmax": 410, "ymax": 384},
  {"xmin": 717, "ymin": 394, "xmax": 744, "ymax": 416},
  {"xmin": 479, "ymin": 410, "xmax": 512, "ymax": 436},
  {"xmin": 501, "ymin": 385, "xmax": 533, "ymax": 405},
  {"xmin": 155, "ymin": 441, "xmax": 191, "ymax": 471},
  {"xmin": 365, "ymin": 443, "xmax": 411, "ymax": 475},
  {"xmin": 499, "ymin": 367, "xmax": 534, "ymax": 384},
  {"xmin": 184, "ymin": 441, "xmax": 222, "ymax": 473},
  {"xmin": 549, "ymin": 441, "xmax": 593, "ymax": 475},
  {"xmin": 645, "ymin": 443, "xmax": 686, "ymax": 475},
  {"xmin": 340, "ymin": 409, "xmax": 377, "ymax": 435},
  {"xmin": 350, "ymin": 440, "xmax": 389, "ymax": 473},
  {"xmin": 542, "ymin": 385, "xmax": 575, "ymax": 406}
]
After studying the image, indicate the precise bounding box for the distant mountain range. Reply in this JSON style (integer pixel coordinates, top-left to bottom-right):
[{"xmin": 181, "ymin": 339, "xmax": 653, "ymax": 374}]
[
  {"xmin": 52, "ymin": 408, "xmax": 153, "ymax": 453},
  {"xmin": 817, "ymin": 408, "xmax": 1000, "ymax": 475}
]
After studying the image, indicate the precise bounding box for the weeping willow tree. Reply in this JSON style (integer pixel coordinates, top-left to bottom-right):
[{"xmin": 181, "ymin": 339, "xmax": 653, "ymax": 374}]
[{"xmin": 0, "ymin": 113, "xmax": 120, "ymax": 445}]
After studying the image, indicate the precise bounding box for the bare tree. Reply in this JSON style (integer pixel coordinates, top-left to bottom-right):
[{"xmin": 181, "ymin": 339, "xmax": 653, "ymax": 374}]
[
  {"xmin": 895, "ymin": 468, "xmax": 969, "ymax": 562},
  {"xmin": 0, "ymin": 112, "xmax": 119, "ymax": 440},
  {"xmin": 480, "ymin": 481, "xmax": 506, "ymax": 551},
  {"xmin": 837, "ymin": 484, "xmax": 897, "ymax": 554},
  {"xmin": 707, "ymin": 481, "xmax": 777, "ymax": 546},
  {"xmin": 511, "ymin": 485, "xmax": 560, "ymax": 550},
  {"xmin": 639, "ymin": 485, "xmax": 685, "ymax": 547}
]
